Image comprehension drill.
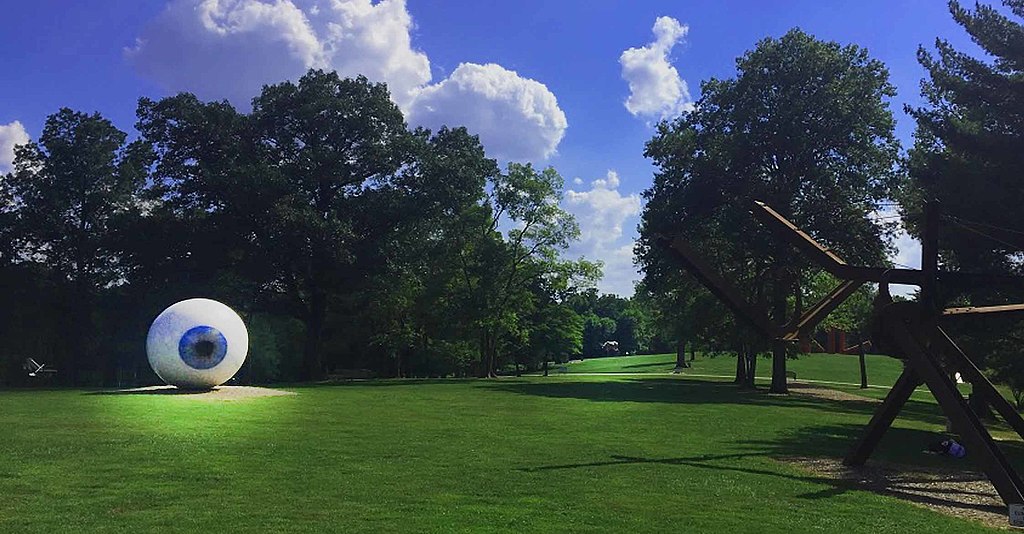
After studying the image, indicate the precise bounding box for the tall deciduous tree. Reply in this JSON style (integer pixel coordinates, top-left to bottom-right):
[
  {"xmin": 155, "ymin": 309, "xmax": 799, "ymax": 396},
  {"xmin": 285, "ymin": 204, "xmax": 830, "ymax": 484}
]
[
  {"xmin": 7, "ymin": 109, "xmax": 152, "ymax": 383},
  {"xmin": 638, "ymin": 29, "xmax": 901, "ymax": 393},
  {"xmin": 359, "ymin": 126, "xmax": 501, "ymax": 376},
  {"xmin": 138, "ymin": 71, "xmax": 411, "ymax": 380},
  {"xmin": 461, "ymin": 162, "xmax": 597, "ymax": 376},
  {"xmin": 248, "ymin": 71, "xmax": 410, "ymax": 380}
]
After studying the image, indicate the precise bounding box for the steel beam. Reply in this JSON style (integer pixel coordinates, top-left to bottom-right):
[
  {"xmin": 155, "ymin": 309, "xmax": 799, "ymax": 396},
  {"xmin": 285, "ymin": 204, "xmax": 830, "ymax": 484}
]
[
  {"xmin": 752, "ymin": 201, "xmax": 848, "ymax": 267},
  {"xmin": 658, "ymin": 235, "xmax": 777, "ymax": 339},
  {"xmin": 751, "ymin": 201, "xmax": 1024, "ymax": 289},
  {"xmin": 783, "ymin": 279, "xmax": 865, "ymax": 341},
  {"xmin": 889, "ymin": 309, "xmax": 1024, "ymax": 507},
  {"xmin": 934, "ymin": 326, "xmax": 1024, "ymax": 441},
  {"xmin": 843, "ymin": 367, "xmax": 921, "ymax": 466},
  {"xmin": 943, "ymin": 304, "xmax": 1024, "ymax": 317}
]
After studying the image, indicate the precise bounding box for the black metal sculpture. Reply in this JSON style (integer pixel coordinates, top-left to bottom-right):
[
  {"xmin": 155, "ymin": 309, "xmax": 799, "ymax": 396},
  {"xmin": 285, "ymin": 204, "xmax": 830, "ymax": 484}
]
[{"xmin": 659, "ymin": 200, "xmax": 1024, "ymax": 509}]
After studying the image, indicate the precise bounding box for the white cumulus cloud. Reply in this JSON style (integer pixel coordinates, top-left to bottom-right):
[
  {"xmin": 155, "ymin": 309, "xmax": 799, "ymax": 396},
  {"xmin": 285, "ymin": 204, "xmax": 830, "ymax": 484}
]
[
  {"xmin": 0, "ymin": 121, "xmax": 30, "ymax": 174},
  {"xmin": 127, "ymin": 0, "xmax": 334, "ymax": 107},
  {"xmin": 565, "ymin": 170, "xmax": 643, "ymax": 296},
  {"xmin": 408, "ymin": 63, "xmax": 567, "ymax": 161},
  {"xmin": 318, "ymin": 0, "xmax": 431, "ymax": 106},
  {"xmin": 127, "ymin": 0, "xmax": 430, "ymax": 107},
  {"xmin": 128, "ymin": 0, "xmax": 567, "ymax": 161},
  {"xmin": 620, "ymin": 16, "xmax": 693, "ymax": 119}
]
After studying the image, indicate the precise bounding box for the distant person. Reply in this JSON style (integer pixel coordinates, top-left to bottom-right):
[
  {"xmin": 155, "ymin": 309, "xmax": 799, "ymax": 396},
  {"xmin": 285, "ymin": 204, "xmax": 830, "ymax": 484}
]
[{"xmin": 928, "ymin": 438, "xmax": 966, "ymax": 459}]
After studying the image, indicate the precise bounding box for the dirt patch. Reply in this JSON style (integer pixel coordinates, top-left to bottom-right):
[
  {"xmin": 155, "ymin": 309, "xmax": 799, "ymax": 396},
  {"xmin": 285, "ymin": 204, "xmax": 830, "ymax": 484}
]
[
  {"xmin": 787, "ymin": 381, "xmax": 879, "ymax": 403},
  {"xmin": 784, "ymin": 456, "xmax": 1010, "ymax": 529},
  {"xmin": 103, "ymin": 385, "xmax": 295, "ymax": 400}
]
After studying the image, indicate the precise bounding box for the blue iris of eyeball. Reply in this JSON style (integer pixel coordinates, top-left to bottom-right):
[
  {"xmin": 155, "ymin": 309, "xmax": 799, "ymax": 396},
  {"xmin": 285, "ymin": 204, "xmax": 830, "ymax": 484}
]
[{"xmin": 146, "ymin": 298, "xmax": 248, "ymax": 389}]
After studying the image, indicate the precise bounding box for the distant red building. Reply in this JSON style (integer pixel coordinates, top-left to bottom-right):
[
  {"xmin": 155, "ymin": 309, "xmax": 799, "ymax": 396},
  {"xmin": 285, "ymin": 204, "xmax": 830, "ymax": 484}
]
[{"xmin": 799, "ymin": 328, "xmax": 868, "ymax": 354}]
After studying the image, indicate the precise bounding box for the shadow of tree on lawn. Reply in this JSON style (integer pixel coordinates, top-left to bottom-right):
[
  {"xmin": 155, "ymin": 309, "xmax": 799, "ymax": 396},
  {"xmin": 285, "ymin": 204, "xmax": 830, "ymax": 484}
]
[
  {"xmin": 620, "ymin": 362, "xmax": 675, "ymax": 370},
  {"xmin": 489, "ymin": 377, "xmax": 951, "ymax": 426}
]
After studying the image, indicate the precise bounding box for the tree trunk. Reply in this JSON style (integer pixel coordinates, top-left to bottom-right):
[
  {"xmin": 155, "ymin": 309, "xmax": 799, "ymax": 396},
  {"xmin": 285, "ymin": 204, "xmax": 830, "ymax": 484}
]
[
  {"xmin": 302, "ymin": 293, "xmax": 326, "ymax": 381},
  {"xmin": 969, "ymin": 386, "xmax": 993, "ymax": 420},
  {"xmin": 479, "ymin": 331, "xmax": 498, "ymax": 378},
  {"xmin": 302, "ymin": 321, "xmax": 324, "ymax": 381},
  {"xmin": 398, "ymin": 347, "xmax": 408, "ymax": 378},
  {"xmin": 734, "ymin": 342, "xmax": 747, "ymax": 385},
  {"xmin": 675, "ymin": 338, "xmax": 689, "ymax": 368},
  {"xmin": 769, "ymin": 283, "xmax": 789, "ymax": 394},
  {"xmin": 770, "ymin": 340, "xmax": 786, "ymax": 393},
  {"xmin": 745, "ymin": 347, "xmax": 758, "ymax": 389},
  {"xmin": 420, "ymin": 332, "xmax": 430, "ymax": 378},
  {"xmin": 859, "ymin": 341, "xmax": 868, "ymax": 389},
  {"xmin": 689, "ymin": 343, "xmax": 696, "ymax": 362}
]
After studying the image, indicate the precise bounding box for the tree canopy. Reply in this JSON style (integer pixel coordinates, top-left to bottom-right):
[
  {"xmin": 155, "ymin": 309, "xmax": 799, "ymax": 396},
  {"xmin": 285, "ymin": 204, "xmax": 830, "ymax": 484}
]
[
  {"xmin": 638, "ymin": 29, "xmax": 902, "ymax": 391},
  {"xmin": 904, "ymin": 0, "xmax": 1024, "ymax": 401},
  {"xmin": 0, "ymin": 70, "xmax": 598, "ymax": 385},
  {"xmin": 905, "ymin": 0, "xmax": 1024, "ymax": 275}
]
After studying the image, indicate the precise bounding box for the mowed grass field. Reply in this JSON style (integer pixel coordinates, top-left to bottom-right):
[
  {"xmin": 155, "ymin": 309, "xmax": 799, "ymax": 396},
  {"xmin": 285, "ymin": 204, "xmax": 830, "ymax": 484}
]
[
  {"xmin": 556, "ymin": 352, "xmax": 986, "ymax": 402},
  {"xmin": 3, "ymin": 360, "xmax": 1023, "ymax": 533},
  {"xmin": 558, "ymin": 351, "xmax": 903, "ymax": 383}
]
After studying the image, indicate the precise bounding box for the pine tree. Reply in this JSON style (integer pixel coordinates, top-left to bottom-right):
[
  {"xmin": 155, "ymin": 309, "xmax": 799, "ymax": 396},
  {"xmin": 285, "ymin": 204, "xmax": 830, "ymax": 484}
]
[
  {"xmin": 906, "ymin": 0, "xmax": 1024, "ymax": 274},
  {"xmin": 906, "ymin": 0, "xmax": 1024, "ymax": 408}
]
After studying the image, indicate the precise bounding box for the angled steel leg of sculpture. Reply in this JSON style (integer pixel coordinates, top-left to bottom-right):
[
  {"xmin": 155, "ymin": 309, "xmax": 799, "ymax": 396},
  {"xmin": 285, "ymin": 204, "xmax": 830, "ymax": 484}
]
[
  {"xmin": 934, "ymin": 326, "xmax": 1024, "ymax": 441},
  {"xmin": 889, "ymin": 310, "xmax": 1024, "ymax": 507},
  {"xmin": 843, "ymin": 367, "xmax": 920, "ymax": 467}
]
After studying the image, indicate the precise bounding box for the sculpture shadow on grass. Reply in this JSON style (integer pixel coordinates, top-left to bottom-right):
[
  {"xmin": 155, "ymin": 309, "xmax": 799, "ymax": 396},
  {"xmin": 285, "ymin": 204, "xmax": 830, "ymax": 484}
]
[
  {"xmin": 519, "ymin": 424, "xmax": 1017, "ymax": 519},
  {"xmin": 743, "ymin": 422, "xmax": 1024, "ymax": 469},
  {"xmin": 503, "ymin": 375, "xmax": 1024, "ymax": 521}
]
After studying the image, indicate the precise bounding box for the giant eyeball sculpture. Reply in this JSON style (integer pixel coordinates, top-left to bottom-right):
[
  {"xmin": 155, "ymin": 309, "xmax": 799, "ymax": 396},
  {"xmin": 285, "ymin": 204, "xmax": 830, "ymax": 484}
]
[{"xmin": 146, "ymin": 298, "xmax": 248, "ymax": 389}]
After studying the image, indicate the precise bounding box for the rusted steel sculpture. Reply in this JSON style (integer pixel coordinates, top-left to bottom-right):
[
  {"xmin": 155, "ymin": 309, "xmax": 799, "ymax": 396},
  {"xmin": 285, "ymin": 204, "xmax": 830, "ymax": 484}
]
[{"xmin": 659, "ymin": 200, "xmax": 1024, "ymax": 509}]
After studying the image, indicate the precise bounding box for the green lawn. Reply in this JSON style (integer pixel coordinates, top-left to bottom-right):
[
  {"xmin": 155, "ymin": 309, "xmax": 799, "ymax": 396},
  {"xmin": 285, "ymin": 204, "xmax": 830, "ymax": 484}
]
[
  {"xmin": 2, "ymin": 376, "xmax": 1019, "ymax": 533},
  {"xmin": 556, "ymin": 352, "xmax": 1014, "ymax": 403},
  {"xmin": 559, "ymin": 352, "xmax": 905, "ymax": 385}
]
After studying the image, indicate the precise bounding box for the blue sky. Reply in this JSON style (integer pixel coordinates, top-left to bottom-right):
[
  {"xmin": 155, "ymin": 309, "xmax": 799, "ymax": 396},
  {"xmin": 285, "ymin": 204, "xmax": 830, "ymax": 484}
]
[{"xmin": 0, "ymin": 0, "xmax": 988, "ymax": 295}]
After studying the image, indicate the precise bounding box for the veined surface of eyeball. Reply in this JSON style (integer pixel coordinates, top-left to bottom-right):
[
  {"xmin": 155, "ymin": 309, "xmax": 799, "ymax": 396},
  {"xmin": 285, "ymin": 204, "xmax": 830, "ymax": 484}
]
[{"xmin": 146, "ymin": 298, "xmax": 248, "ymax": 389}]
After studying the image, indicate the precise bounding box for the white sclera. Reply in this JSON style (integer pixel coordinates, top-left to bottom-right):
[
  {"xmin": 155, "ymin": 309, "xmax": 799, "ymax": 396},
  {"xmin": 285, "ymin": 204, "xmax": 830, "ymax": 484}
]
[{"xmin": 146, "ymin": 298, "xmax": 248, "ymax": 389}]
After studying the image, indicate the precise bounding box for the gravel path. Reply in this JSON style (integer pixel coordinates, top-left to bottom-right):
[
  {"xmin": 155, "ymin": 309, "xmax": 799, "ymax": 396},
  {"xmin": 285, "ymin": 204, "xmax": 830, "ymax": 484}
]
[
  {"xmin": 783, "ymin": 383, "xmax": 1012, "ymax": 528},
  {"xmin": 107, "ymin": 385, "xmax": 295, "ymax": 400},
  {"xmin": 786, "ymin": 381, "xmax": 879, "ymax": 403},
  {"xmin": 785, "ymin": 456, "xmax": 1010, "ymax": 529}
]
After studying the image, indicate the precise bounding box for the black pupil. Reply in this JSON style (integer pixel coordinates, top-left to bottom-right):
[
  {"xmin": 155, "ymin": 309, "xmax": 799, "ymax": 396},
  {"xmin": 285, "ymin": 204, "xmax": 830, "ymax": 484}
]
[{"xmin": 194, "ymin": 340, "xmax": 216, "ymax": 359}]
